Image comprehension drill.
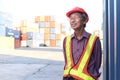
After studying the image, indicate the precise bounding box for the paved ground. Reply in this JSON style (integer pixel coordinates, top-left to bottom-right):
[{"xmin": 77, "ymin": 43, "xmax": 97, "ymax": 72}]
[{"xmin": 0, "ymin": 47, "xmax": 103, "ymax": 80}]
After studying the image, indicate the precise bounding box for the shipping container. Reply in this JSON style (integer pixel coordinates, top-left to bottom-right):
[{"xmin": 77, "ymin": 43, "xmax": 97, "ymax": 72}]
[
  {"xmin": 32, "ymin": 40, "xmax": 43, "ymax": 47},
  {"xmin": 39, "ymin": 28, "xmax": 44, "ymax": 33},
  {"xmin": 50, "ymin": 40, "xmax": 56, "ymax": 47},
  {"xmin": 21, "ymin": 33, "xmax": 27, "ymax": 40},
  {"xmin": 39, "ymin": 33, "xmax": 44, "ymax": 40},
  {"xmin": 32, "ymin": 32, "xmax": 42, "ymax": 40},
  {"xmin": 56, "ymin": 40, "xmax": 61, "ymax": 47},
  {"xmin": 14, "ymin": 38, "xmax": 21, "ymax": 48},
  {"xmin": 5, "ymin": 27, "xmax": 14, "ymax": 37},
  {"xmin": 50, "ymin": 28, "xmax": 55, "ymax": 34},
  {"xmin": 0, "ymin": 36, "xmax": 14, "ymax": 49},
  {"xmin": 26, "ymin": 32, "xmax": 33, "ymax": 40},
  {"xmin": 55, "ymin": 34, "xmax": 61, "ymax": 40},
  {"xmin": 21, "ymin": 40, "xmax": 27, "ymax": 47},
  {"xmin": 13, "ymin": 30, "xmax": 20, "ymax": 39},
  {"xmin": 27, "ymin": 27, "xmax": 39, "ymax": 33},
  {"xmin": 26, "ymin": 40, "xmax": 32, "ymax": 47},
  {"xmin": 55, "ymin": 28, "xmax": 60, "ymax": 34},
  {"xmin": 44, "ymin": 28, "xmax": 50, "ymax": 34},
  {"xmin": 50, "ymin": 16, "xmax": 55, "ymax": 21},
  {"xmin": 20, "ymin": 27, "xmax": 27, "ymax": 33},
  {"xmin": 40, "ymin": 16, "xmax": 45, "ymax": 21},
  {"xmin": 45, "ymin": 16, "xmax": 50, "ymax": 21},
  {"xmin": 50, "ymin": 34, "xmax": 55, "ymax": 40},
  {"xmin": 35, "ymin": 16, "xmax": 40, "ymax": 23},
  {"xmin": 50, "ymin": 21, "xmax": 55, "ymax": 27},
  {"xmin": 44, "ymin": 33, "xmax": 50, "ymax": 40},
  {"xmin": 39, "ymin": 22, "xmax": 45, "ymax": 28},
  {"xmin": 45, "ymin": 22, "xmax": 50, "ymax": 27},
  {"xmin": 44, "ymin": 40, "xmax": 50, "ymax": 46}
]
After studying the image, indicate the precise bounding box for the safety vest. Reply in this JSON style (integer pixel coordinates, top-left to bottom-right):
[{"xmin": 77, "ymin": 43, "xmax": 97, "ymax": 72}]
[{"xmin": 63, "ymin": 34, "xmax": 97, "ymax": 80}]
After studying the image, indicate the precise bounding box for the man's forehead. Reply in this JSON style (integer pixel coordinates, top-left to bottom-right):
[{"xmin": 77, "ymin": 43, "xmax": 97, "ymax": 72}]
[{"xmin": 70, "ymin": 12, "xmax": 82, "ymax": 17}]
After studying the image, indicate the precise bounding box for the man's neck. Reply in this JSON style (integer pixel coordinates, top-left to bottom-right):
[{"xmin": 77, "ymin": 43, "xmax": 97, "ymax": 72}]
[{"xmin": 74, "ymin": 27, "xmax": 84, "ymax": 40}]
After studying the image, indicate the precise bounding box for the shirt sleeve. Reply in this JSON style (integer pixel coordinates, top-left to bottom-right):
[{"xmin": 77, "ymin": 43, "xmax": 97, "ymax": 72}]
[{"xmin": 88, "ymin": 37, "xmax": 102, "ymax": 79}]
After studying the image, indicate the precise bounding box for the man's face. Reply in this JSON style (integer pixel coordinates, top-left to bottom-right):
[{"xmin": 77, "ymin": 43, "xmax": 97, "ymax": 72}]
[{"xmin": 69, "ymin": 12, "xmax": 84, "ymax": 30}]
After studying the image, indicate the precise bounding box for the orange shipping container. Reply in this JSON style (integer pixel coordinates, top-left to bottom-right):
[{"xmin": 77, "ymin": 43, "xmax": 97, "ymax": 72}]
[
  {"xmin": 44, "ymin": 33, "xmax": 50, "ymax": 40},
  {"xmin": 21, "ymin": 33, "xmax": 27, "ymax": 40},
  {"xmin": 45, "ymin": 16, "xmax": 50, "ymax": 21},
  {"xmin": 50, "ymin": 21, "xmax": 55, "ymax": 27},
  {"xmin": 55, "ymin": 34, "xmax": 61, "ymax": 40},
  {"xmin": 35, "ymin": 16, "xmax": 40, "ymax": 23},
  {"xmin": 50, "ymin": 40, "xmax": 56, "ymax": 47},
  {"xmin": 44, "ymin": 28, "xmax": 50, "ymax": 34}
]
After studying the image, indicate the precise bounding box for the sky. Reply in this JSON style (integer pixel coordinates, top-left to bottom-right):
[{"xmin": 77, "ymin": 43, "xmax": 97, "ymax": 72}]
[{"xmin": 0, "ymin": 0, "xmax": 103, "ymax": 33}]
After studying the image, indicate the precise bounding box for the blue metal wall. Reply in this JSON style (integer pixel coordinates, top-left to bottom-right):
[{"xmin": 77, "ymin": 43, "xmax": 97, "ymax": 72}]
[{"xmin": 103, "ymin": 0, "xmax": 120, "ymax": 80}]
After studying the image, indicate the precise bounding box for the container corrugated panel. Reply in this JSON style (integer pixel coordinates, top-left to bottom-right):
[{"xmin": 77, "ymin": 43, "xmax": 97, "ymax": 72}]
[
  {"xmin": 56, "ymin": 40, "xmax": 61, "ymax": 47},
  {"xmin": 26, "ymin": 32, "xmax": 33, "ymax": 40},
  {"xmin": 45, "ymin": 16, "xmax": 50, "ymax": 21},
  {"xmin": 20, "ymin": 27, "xmax": 27, "ymax": 33},
  {"xmin": 39, "ymin": 33, "xmax": 44, "ymax": 40},
  {"xmin": 39, "ymin": 39, "xmax": 44, "ymax": 44},
  {"xmin": 32, "ymin": 40, "xmax": 42, "ymax": 47},
  {"xmin": 0, "ymin": 26, "xmax": 6, "ymax": 36},
  {"xmin": 35, "ymin": 16, "xmax": 40, "ymax": 23},
  {"xmin": 21, "ymin": 40, "xmax": 27, "ymax": 47},
  {"xmin": 44, "ymin": 40, "xmax": 50, "ymax": 46},
  {"xmin": 50, "ymin": 34, "xmax": 55, "ymax": 40},
  {"xmin": 13, "ymin": 30, "xmax": 20, "ymax": 39},
  {"xmin": 39, "ymin": 28, "xmax": 44, "ymax": 33},
  {"xmin": 14, "ymin": 39, "xmax": 21, "ymax": 48},
  {"xmin": 50, "ymin": 16, "xmax": 55, "ymax": 21},
  {"xmin": 32, "ymin": 32, "xmax": 40, "ymax": 40},
  {"xmin": 55, "ymin": 28, "xmax": 60, "ymax": 34},
  {"xmin": 44, "ymin": 28, "xmax": 50, "ymax": 34},
  {"xmin": 5, "ymin": 27, "xmax": 14, "ymax": 37},
  {"xmin": 44, "ymin": 33, "xmax": 50, "ymax": 40},
  {"xmin": 40, "ymin": 16, "xmax": 45, "ymax": 21},
  {"xmin": 45, "ymin": 22, "xmax": 50, "ymax": 27},
  {"xmin": 55, "ymin": 34, "xmax": 61, "ymax": 40},
  {"xmin": 27, "ymin": 40, "xmax": 33, "ymax": 47},
  {"xmin": 50, "ymin": 40, "xmax": 56, "ymax": 47},
  {"xmin": 50, "ymin": 28, "xmax": 55, "ymax": 34},
  {"xmin": 39, "ymin": 22, "xmax": 45, "ymax": 28},
  {"xmin": 21, "ymin": 33, "xmax": 27, "ymax": 40},
  {"xmin": 50, "ymin": 21, "xmax": 55, "ymax": 27}
]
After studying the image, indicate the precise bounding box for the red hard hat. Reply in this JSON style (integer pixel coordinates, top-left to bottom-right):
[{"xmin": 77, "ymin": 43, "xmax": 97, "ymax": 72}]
[{"xmin": 66, "ymin": 7, "xmax": 89, "ymax": 22}]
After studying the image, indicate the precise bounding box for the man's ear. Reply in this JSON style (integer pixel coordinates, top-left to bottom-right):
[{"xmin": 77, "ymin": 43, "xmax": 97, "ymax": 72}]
[{"xmin": 83, "ymin": 19, "xmax": 88, "ymax": 24}]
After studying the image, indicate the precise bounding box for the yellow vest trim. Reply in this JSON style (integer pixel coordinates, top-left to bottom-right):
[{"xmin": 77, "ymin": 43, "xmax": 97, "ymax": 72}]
[{"xmin": 64, "ymin": 35, "xmax": 97, "ymax": 80}]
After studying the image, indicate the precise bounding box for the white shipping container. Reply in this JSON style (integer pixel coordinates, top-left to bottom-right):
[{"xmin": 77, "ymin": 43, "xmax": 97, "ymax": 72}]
[
  {"xmin": 39, "ymin": 28, "xmax": 44, "ymax": 33},
  {"xmin": 21, "ymin": 40, "xmax": 27, "ymax": 47},
  {"xmin": 56, "ymin": 40, "xmax": 61, "ymax": 47},
  {"xmin": 45, "ymin": 40, "xmax": 50, "ymax": 46},
  {"xmin": 32, "ymin": 40, "xmax": 43, "ymax": 47},
  {"xmin": 27, "ymin": 40, "xmax": 33, "ymax": 47}
]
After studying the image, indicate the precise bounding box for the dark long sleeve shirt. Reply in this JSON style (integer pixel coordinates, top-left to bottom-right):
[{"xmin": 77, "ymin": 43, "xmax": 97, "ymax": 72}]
[{"xmin": 63, "ymin": 30, "xmax": 102, "ymax": 79}]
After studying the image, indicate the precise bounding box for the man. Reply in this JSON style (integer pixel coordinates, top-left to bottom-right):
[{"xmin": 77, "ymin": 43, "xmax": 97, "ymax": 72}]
[{"xmin": 63, "ymin": 7, "xmax": 102, "ymax": 80}]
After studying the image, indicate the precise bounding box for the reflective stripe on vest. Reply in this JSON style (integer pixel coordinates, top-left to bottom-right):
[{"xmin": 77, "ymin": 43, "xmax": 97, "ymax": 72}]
[{"xmin": 63, "ymin": 35, "xmax": 97, "ymax": 80}]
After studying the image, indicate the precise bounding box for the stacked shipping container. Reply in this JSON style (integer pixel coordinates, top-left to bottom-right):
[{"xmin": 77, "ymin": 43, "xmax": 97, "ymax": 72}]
[{"xmin": 20, "ymin": 16, "xmax": 66, "ymax": 47}]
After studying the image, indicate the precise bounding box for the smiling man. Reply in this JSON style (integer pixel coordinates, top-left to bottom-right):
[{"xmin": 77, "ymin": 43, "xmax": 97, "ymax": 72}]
[{"xmin": 63, "ymin": 7, "xmax": 102, "ymax": 80}]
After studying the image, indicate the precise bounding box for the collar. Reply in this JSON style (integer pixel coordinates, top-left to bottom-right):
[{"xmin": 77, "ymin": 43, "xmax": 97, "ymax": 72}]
[{"xmin": 71, "ymin": 30, "xmax": 90, "ymax": 39}]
